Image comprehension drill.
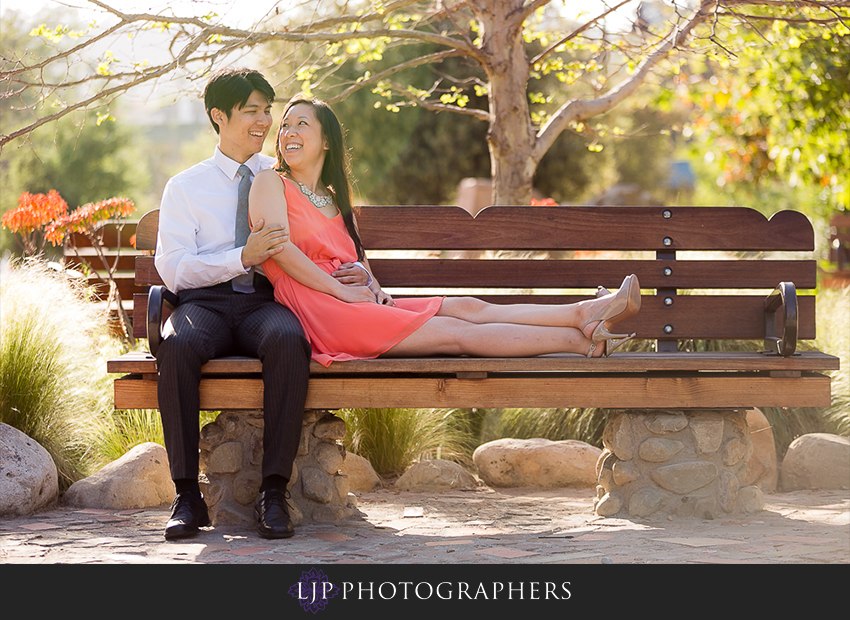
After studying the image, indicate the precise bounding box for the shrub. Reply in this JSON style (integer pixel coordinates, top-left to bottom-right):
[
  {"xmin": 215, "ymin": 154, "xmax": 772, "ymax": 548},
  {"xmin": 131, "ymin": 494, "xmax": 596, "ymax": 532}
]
[
  {"xmin": 337, "ymin": 407, "xmax": 477, "ymax": 477},
  {"xmin": 0, "ymin": 258, "xmax": 115, "ymax": 490}
]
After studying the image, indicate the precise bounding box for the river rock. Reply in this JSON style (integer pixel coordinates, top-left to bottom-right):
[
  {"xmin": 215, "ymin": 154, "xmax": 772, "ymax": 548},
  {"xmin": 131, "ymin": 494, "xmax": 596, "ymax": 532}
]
[
  {"xmin": 396, "ymin": 459, "xmax": 478, "ymax": 490},
  {"xmin": 473, "ymin": 438, "xmax": 601, "ymax": 488},
  {"xmin": 0, "ymin": 423, "xmax": 59, "ymax": 516},
  {"xmin": 743, "ymin": 408, "xmax": 778, "ymax": 492},
  {"xmin": 64, "ymin": 442, "xmax": 174, "ymax": 509},
  {"xmin": 340, "ymin": 452, "xmax": 382, "ymax": 492},
  {"xmin": 780, "ymin": 433, "xmax": 850, "ymax": 490}
]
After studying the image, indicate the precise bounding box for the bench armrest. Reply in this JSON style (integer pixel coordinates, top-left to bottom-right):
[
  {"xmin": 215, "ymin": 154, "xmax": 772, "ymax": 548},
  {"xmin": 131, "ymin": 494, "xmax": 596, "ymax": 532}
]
[
  {"xmin": 147, "ymin": 285, "xmax": 177, "ymax": 357},
  {"xmin": 763, "ymin": 282, "xmax": 797, "ymax": 357}
]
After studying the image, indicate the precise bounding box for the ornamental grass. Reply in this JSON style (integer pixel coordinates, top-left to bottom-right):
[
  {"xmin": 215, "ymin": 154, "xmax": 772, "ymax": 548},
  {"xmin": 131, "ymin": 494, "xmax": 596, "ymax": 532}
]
[
  {"xmin": 0, "ymin": 258, "xmax": 114, "ymax": 490},
  {"xmin": 338, "ymin": 407, "xmax": 478, "ymax": 477}
]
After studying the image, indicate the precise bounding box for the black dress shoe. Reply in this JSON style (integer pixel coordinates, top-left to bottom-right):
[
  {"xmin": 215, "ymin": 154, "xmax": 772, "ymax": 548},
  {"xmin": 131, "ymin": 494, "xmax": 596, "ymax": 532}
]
[
  {"xmin": 164, "ymin": 492, "xmax": 211, "ymax": 540},
  {"xmin": 254, "ymin": 489, "xmax": 295, "ymax": 539}
]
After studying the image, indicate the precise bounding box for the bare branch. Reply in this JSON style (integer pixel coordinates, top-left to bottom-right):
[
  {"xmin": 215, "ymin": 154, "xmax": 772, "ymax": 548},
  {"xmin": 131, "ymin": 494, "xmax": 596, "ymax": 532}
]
[
  {"xmin": 325, "ymin": 49, "xmax": 466, "ymax": 104},
  {"xmin": 530, "ymin": 0, "xmax": 637, "ymax": 67},
  {"xmin": 0, "ymin": 20, "xmax": 126, "ymax": 81},
  {"xmin": 283, "ymin": 0, "xmax": 426, "ymax": 33},
  {"xmin": 716, "ymin": 11, "xmax": 850, "ymax": 23},
  {"xmin": 385, "ymin": 79, "xmax": 492, "ymax": 121},
  {"xmin": 0, "ymin": 28, "xmax": 210, "ymax": 151},
  {"xmin": 516, "ymin": 0, "xmax": 556, "ymax": 24},
  {"xmin": 533, "ymin": 0, "xmax": 719, "ymax": 163}
]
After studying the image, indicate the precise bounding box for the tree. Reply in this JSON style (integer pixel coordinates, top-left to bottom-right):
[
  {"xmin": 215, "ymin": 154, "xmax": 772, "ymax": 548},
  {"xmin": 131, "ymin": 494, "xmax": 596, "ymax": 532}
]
[
  {"xmin": 678, "ymin": 20, "xmax": 848, "ymax": 215},
  {"xmin": 2, "ymin": 0, "xmax": 848, "ymax": 204},
  {"xmin": 1, "ymin": 10, "xmax": 148, "ymax": 254}
]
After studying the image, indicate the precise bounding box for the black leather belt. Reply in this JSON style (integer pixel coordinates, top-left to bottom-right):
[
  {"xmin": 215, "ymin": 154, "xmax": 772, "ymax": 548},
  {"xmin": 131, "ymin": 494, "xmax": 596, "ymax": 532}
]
[{"xmin": 208, "ymin": 272, "xmax": 273, "ymax": 291}]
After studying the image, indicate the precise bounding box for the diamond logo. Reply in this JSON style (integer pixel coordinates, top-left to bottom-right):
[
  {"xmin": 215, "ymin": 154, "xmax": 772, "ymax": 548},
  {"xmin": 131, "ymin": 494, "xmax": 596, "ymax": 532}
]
[{"xmin": 289, "ymin": 567, "xmax": 340, "ymax": 613}]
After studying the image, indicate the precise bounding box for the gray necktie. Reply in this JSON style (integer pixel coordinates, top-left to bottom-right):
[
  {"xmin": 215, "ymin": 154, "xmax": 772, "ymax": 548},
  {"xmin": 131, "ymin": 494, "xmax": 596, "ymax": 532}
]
[{"xmin": 232, "ymin": 164, "xmax": 255, "ymax": 293}]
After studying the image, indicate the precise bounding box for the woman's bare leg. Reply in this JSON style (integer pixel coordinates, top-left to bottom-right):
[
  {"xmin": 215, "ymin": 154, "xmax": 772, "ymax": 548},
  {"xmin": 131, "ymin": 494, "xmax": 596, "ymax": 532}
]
[
  {"xmin": 437, "ymin": 296, "xmax": 608, "ymax": 337},
  {"xmin": 383, "ymin": 315, "xmax": 597, "ymax": 358}
]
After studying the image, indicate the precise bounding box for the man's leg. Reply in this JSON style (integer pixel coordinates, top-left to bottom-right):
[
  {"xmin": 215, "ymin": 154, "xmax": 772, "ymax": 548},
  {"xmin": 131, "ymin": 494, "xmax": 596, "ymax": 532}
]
[
  {"xmin": 156, "ymin": 290, "xmax": 234, "ymax": 539},
  {"xmin": 156, "ymin": 293, "xmax": 234, "ymax": 480},
  {"xmin": 235, "ymin": 297, "xmax": 310, "ymax": 481},
  {"xmin": 235, "ymin": 294, "xmax": 310, "ymax": 538}
]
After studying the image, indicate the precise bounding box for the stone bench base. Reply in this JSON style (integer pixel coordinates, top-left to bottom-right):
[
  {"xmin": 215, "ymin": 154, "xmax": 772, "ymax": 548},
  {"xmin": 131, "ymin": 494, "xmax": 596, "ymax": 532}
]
[
  {"xmin": 594, "ymin": 409, "xmax": 766, "ymax": 519},
  {"xmin": 198, "ymin": 409, "xmax": 360, "ymax": 526}
]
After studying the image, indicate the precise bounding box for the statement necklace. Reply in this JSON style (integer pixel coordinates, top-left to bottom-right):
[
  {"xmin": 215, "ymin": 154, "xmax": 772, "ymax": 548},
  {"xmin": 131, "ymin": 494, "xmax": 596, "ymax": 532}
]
[{"xmin": 297, "ymin": 181, "xmax": 334, "ymax": 210}]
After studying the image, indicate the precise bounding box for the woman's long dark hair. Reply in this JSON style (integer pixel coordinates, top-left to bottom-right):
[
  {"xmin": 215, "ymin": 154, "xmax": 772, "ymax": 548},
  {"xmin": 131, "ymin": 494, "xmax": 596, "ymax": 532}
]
[{"xmin": 275, "ymin": 97, "xmax": 365, "ymax": 261}]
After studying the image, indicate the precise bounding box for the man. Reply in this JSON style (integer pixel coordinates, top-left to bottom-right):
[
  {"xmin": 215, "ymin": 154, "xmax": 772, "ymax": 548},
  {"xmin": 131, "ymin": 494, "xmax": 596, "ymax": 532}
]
[{"xmin": 154, "ymin": 67, "xmax": 368, "ymax": 541}]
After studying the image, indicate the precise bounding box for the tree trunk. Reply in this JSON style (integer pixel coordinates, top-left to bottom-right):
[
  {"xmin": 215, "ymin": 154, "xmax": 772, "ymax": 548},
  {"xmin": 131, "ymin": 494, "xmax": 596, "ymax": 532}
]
[{"xmin": 476, "ymin": 1, "xmax": 537, "ymax": 206}]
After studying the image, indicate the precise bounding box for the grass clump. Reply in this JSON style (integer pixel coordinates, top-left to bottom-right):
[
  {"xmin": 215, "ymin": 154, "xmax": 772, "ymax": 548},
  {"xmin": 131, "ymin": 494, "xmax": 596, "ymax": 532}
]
[
  {"xmin": 337, "ymin": 407, "xmax": 477, "ymax": 477},
  {"xmin": 0, "ymin": 258, "xmax": 114, "ymax": 490}
]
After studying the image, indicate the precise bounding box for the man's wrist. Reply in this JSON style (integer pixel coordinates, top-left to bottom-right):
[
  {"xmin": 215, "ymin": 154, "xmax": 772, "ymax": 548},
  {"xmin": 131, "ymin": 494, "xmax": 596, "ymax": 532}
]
[{"xmin": 353, "ymin": 261, "xmax": 373, "ymax": 286}]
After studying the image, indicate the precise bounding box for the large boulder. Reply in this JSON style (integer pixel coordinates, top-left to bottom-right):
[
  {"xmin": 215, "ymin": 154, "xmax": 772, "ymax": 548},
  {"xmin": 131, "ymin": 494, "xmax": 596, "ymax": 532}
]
[
  {"xmin": 340, "ymin": 452, "xmax": 382, "ymax": 492},
  {"xmin": 780, "ymin": 433, "xmax": 850, "ymax": 491},
  {"xmin": 473, "ymin": 438, "xmax": 601, "ymax": 488},
  {"xmin": 0, "ymin": 423, "xmax": 59, "ymax": 516},
  {"xmin": 395, "ymin": 459, "xmax": 478, "ymax": 490},
  {"xmin": 744, "ymin": 408, "xmax": 778, "ymax": 492},
  {"xmin": 64, "ymin": 442, "xmax": 174, "ymax": 509}
]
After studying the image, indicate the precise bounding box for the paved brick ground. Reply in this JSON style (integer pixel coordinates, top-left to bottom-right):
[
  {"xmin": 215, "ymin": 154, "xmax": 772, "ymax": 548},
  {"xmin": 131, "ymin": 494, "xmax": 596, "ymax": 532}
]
[{"xmin": 1, "ymin": 487, "xmax": 847, "ymax": 565}]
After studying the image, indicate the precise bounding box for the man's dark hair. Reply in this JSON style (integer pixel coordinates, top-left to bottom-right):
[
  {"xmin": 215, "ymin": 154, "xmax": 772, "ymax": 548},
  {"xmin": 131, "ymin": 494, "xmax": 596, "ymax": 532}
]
[{"xmin": 203, "ymin": 68, "xmax": 275, "ymax": 134}]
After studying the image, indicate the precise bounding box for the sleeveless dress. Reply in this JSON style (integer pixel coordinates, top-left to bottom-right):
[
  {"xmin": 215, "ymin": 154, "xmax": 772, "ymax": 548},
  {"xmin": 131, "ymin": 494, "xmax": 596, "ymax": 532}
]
[{"xmin": 262, "ymin": 176, "xmax": 443, "ymax": 367}]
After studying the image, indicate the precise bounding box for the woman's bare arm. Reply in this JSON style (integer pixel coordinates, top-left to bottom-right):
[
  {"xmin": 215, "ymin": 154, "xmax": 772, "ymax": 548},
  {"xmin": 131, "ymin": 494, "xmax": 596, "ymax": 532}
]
[{"xmin": 248, "ymin": 170, "xmax": 375, "ymax": 303}]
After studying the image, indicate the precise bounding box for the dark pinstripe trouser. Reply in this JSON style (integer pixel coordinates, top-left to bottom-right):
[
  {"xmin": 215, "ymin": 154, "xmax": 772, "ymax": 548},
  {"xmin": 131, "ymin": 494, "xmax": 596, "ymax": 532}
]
[{"xmin": 154, "ymin": 277, "xmax": 310, "ymax": 482}]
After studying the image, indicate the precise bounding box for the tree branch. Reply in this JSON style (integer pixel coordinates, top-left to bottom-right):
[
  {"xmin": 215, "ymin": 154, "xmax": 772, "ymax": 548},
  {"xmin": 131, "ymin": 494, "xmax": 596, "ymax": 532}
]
[
  {"xmin": 386, "ymin": 79, "xmax": 492, "ymax": 121},
  {"xmin": 0, "ymin": 20, "xmax": 126, "ymax": 81},
  {"xmin": 530, "ymin": 0, "xmax": 636, "ymax": 67},
  {"xmin": 533, "ymin": 0, "xmax": 719, "ymax": 163},
  {"xmin": 325, "ymin": 49, "xmax": 466, "ymax": 104},
  {"xmin": 0, "ymin": 28, "xmax": 210, "ymax": 151},
  {"xmin": 516, "ymin": 0, "xmax": 556, "ymax": 24}
]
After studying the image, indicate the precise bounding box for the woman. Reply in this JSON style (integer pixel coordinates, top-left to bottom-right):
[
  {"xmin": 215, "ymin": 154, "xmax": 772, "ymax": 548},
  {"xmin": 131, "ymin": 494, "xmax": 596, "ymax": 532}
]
[{"xmin": 248, "ymin": 97, "xmax": 640, "ymax": 367}]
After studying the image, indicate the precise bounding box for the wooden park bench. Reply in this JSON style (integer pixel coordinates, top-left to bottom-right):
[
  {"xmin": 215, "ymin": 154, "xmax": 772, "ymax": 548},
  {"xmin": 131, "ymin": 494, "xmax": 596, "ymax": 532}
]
[
  {"xmin": 107, "ymin": 205, "xmax": 839, "ymax": 523},
  {"xmin": 63, "ymin": 219, "xmax": 143, "ymax": 304},
  {"xmin": 63, "ymin": 219, "xmax": 143, "ymax": 342}
]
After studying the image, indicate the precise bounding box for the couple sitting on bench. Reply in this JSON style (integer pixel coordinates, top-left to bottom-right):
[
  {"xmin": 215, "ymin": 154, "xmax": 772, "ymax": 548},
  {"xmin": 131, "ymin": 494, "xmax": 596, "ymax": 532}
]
[{"xmin": 155, "ymin": 67, "xmax": 640, "ymax": 542}]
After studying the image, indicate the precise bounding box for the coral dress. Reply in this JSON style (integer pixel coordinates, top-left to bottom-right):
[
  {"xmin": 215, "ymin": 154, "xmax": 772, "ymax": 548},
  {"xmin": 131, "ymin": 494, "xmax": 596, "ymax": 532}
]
[{"xmin": 262, "ymin": 176, "xmax": 443, "ymax": 367}]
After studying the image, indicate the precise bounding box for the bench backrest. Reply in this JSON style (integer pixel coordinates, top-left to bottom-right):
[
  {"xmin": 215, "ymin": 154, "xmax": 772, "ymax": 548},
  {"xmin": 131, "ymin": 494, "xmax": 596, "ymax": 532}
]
[
  {"xmin": 131, "ymin": 205, "xmax": 817, "ymax": 347},
  {"xmin": 63, "ymin": 219, "xmax": 143, "ymax": 302}
]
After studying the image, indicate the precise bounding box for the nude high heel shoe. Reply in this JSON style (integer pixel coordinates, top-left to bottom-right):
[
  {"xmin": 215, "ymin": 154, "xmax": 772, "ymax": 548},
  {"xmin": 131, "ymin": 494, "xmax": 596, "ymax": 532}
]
[
  {"xmin": 581, "ymin": 274, "xmax": 640, "ymax": 355},
  {"xmin": 585, "ymin": 331, "xmax": 637, "ymax": 357}
]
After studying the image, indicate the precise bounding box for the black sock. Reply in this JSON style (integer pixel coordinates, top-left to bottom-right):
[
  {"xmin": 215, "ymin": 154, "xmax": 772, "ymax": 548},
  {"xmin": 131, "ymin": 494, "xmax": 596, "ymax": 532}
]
[
  {"xmin": 174, "ymin": 478, "xmax": 201, "ymax": 497},
  {"xmin": 260, "ymin": 475, "xmax": 289, "ymax": 493}
]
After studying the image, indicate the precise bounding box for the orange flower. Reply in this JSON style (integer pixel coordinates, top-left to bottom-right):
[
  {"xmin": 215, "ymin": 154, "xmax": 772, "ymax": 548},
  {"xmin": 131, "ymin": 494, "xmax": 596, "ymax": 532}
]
[
  {"xmin": 530, "ymin": 197, "xmax": 558, "ymax": 206},
  {"xmin": 1, "ymin": 190, "xmax": 69, "ymax": 234},
  {"xmin": 44, "ymin": 197, "xmax": 135, "ymax": 245}
]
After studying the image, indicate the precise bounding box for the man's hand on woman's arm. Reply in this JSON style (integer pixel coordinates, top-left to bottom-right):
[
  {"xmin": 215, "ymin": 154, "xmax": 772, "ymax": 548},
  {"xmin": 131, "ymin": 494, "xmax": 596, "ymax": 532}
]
[
  {"xmin": 241, "ymin": 218, "xmax": 289, "ymax": 268},
  {"xmin": 332, "ymin": 262, "xmax": 371, "ymax": 286}
]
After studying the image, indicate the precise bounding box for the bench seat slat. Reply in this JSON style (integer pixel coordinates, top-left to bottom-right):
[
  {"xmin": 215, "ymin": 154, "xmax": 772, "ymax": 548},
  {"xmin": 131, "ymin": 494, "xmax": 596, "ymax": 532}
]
[
  {"xmin": 108, "ymin": 350, "xmax": 839, "ymax": 375},
  {"xmin": 113, "ymin": 373, "xmax": 832, "ymax": 410}
]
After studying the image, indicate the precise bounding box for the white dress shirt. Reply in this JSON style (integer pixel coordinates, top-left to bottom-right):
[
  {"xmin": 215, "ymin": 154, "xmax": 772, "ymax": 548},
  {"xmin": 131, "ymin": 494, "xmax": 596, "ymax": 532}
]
[{"xmin": 155, "ymin": 147, "xmax": 275, "ymax": 293}]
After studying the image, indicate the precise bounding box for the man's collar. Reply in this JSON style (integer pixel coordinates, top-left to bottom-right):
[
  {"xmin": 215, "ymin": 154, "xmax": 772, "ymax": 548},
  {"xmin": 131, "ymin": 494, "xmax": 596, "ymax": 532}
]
[{"xmin": 214, "ymin": 146, "xmax": 263, "ymax": 180}]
